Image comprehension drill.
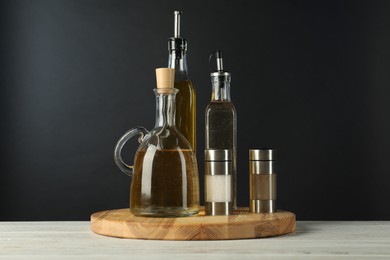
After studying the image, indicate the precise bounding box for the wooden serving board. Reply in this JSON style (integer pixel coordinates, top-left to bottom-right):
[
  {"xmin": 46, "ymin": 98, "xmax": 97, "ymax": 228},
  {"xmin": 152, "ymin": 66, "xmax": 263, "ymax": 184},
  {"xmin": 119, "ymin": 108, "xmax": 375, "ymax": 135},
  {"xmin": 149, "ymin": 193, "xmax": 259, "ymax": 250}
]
[{"xmin": 91, "ymin": 208, "xmax": 295, "ymax": 240}]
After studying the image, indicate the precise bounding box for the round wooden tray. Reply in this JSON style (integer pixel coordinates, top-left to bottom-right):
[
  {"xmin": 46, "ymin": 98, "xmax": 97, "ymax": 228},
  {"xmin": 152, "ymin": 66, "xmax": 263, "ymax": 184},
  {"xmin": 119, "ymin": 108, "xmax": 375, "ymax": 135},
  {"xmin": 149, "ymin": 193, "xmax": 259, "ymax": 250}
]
[{"xmin": 91, "ymin": 207, "xmax": 295, "ymax": 240}]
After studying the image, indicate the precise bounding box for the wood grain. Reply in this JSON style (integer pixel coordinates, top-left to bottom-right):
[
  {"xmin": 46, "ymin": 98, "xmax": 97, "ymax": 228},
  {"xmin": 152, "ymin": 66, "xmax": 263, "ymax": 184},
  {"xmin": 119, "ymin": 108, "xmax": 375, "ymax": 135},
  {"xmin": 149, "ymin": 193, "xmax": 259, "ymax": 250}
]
[{"xmin": 90, "ymin": 207, "xmax": 295, "ymax": 240}]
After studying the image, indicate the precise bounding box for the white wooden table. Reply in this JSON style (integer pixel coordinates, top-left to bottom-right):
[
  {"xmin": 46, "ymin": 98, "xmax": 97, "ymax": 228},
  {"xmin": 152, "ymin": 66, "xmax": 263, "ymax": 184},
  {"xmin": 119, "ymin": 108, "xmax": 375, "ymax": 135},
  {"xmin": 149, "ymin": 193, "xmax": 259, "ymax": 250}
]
[{"xmin": 1, "ymin": 221, "xmax": 389, "ymax": 259}]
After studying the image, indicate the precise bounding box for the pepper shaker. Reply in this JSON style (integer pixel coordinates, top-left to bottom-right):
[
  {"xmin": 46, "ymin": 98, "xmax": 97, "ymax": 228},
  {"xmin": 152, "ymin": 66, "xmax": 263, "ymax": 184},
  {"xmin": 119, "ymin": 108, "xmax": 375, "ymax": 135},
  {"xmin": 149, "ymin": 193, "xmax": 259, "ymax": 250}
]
[{"xmin": 249, "ymin": 149, "xmax": 276, "ymax": 213}]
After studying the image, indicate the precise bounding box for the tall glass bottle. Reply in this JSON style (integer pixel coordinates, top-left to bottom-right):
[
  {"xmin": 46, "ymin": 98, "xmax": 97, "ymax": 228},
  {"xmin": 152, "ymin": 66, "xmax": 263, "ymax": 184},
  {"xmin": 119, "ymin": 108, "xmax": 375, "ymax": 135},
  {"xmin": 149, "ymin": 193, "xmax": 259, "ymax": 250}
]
[
  {"xmin": 205, "ymin": 51, "xmax": 237, "ymax": 209},
  {"xmin": 168, "ymin": 11, "xmax": 196, "ymax": 152}
]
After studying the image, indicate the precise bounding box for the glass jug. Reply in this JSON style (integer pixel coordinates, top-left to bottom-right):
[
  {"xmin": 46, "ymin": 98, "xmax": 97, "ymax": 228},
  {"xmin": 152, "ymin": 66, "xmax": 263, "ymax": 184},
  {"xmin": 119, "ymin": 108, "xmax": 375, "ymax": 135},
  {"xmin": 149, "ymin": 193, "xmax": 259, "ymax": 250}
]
[{"xmin": 114, "ymin": 68, "xmax": 200, "ymax": 217}]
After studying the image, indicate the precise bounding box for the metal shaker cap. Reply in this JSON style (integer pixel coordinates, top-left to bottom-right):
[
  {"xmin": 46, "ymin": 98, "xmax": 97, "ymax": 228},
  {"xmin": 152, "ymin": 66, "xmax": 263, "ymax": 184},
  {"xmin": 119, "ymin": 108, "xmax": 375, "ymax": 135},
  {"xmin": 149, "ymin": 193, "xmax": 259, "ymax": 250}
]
[
  {"xmin": 205, "ymin": 149, "xmax": 232, "ymax": 161},
  {"xmin": 249, "ymin": 149, "xmax": 276, "ymax": 161}
]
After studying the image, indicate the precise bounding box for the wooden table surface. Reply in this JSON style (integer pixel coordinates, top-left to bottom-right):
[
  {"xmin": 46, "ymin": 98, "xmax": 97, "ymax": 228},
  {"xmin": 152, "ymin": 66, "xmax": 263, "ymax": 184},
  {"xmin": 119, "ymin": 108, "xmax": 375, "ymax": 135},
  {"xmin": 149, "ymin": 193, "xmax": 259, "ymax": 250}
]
[{"xmin": 1, "ymin": 221, "xmax": 390, "ymax": 259}]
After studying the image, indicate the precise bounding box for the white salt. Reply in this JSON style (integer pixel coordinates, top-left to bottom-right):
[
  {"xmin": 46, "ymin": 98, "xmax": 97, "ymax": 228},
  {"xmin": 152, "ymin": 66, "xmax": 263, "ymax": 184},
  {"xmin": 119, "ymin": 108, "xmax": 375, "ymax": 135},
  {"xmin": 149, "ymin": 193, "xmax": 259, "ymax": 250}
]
[{"xmin": 205, "ymin": 175, "xmax": 232, "ymax": 202}]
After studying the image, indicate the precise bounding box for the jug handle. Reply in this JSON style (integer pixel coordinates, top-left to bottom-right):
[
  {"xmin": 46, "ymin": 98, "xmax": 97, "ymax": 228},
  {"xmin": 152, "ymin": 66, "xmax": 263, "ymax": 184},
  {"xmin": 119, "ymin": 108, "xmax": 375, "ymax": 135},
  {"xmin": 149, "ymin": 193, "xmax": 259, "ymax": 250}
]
[{"xmin": 114, "ymin": 126, "xmax": 149, "ymax": 177}]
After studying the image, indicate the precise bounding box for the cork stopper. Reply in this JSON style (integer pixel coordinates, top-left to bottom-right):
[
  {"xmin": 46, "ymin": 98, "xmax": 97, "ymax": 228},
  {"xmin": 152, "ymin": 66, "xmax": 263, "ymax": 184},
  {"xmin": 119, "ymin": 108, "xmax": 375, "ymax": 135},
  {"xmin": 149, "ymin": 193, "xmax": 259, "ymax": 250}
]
[{"xmin": 155, "ymin": 68, "xmax": 175, "ymax": 93}]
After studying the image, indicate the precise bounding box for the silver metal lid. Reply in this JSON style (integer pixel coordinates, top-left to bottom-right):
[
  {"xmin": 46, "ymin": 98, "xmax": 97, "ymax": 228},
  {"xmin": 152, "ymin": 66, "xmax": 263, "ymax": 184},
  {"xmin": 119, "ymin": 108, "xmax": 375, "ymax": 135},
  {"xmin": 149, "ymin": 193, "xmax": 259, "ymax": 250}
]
[
  {"xmin": 210, "ymin": 72, "xmax": 231, "ymax": 83},
  {"xmin": 249, "ymin": 149, "xmax": 276, "ymax": 161},
  {"xmin": 205, "ymin": 149, "xmax": 232, "ymax": 161}
]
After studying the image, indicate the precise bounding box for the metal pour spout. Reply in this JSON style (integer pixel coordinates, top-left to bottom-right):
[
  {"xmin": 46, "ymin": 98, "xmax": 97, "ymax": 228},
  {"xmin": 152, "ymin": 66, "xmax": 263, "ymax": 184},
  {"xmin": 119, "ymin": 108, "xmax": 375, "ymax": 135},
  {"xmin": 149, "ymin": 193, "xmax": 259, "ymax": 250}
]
[
  {"xmin": 174, "ymin": 11, "xmax": 182, "ymax": 38},
  {"xmin": 216, "ymin": 50, "xmax": 224, "ymax": 71},
  {"xmin": 210, "ymin": 50, "xmax": 231, "ymax": 83}
]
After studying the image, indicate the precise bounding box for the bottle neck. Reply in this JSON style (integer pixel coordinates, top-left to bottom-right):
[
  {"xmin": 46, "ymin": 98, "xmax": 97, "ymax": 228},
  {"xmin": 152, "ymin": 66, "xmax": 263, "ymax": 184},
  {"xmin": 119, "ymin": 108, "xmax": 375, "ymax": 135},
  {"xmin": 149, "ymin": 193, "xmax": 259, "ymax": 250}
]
[
  {"xmin": 154, "ymin": 90, "xmax": 177, "ymax": 127},
  {"xmin": 168, "ymin": 49, "xmax": 189, "ymax": 81},
  {"xmin": 211, "ymin": 80, "xmax": 231, "ymax": 101}
]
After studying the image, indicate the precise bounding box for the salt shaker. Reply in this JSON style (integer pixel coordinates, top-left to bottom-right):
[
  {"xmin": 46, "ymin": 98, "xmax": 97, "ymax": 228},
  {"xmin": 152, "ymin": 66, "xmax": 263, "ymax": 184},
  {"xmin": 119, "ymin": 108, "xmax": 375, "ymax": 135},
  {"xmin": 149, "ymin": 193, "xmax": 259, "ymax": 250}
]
[
  {"xmin": 249, "ymin": 149, "xmax": 276, "ymax": 213},
  {"xmin": 205, "ymin": 149, "xmax": 233, "ymax": 215}
]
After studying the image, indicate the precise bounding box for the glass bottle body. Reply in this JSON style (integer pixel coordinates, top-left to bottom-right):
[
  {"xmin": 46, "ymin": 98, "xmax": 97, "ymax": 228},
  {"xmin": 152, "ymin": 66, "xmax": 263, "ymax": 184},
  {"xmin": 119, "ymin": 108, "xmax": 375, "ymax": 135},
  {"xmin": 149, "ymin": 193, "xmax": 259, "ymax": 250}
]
[
  {"xmin": 205, "ymin": 80, "xmax": 237, "ymax": 209},
  {"xmin": 168, "ymin": 49, "xmax": 196, "ymax": 152},
  {"xmin": 130, "ymin": 90, "xmax": 200, "ymax": 217}
]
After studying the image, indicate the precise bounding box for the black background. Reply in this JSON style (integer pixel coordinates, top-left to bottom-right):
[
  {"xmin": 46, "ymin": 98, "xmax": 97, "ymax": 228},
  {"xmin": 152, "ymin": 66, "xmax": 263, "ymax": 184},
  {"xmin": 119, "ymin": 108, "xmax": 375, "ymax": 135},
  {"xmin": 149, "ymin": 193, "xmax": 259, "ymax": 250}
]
[{"xmin": 1, "ymin": 0, "xmax": 390, "ymax": 220}]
